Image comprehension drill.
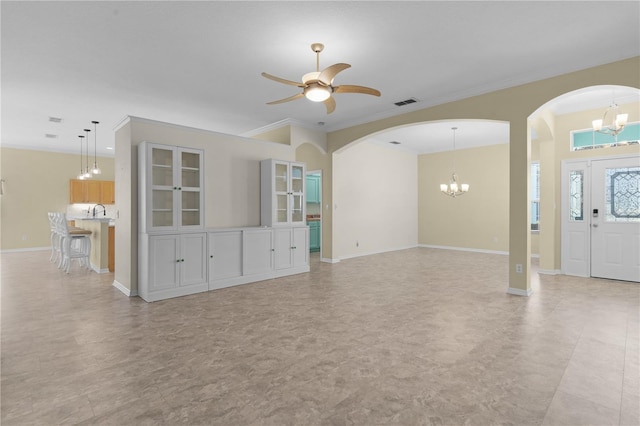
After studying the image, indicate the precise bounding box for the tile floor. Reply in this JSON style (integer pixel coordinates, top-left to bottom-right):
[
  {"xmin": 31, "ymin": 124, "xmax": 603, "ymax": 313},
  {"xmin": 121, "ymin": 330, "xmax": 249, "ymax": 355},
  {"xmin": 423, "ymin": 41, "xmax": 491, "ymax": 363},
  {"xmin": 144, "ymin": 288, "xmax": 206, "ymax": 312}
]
[{"xmin": 1, "ymin": 248, "xmax": 638, "ymax": 425}]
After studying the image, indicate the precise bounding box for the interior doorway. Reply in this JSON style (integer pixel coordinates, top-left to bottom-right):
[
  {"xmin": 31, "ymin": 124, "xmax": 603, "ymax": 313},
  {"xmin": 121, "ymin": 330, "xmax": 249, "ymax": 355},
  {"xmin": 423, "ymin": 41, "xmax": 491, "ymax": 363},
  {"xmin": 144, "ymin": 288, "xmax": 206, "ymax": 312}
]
[
  {"xmin": 561, "ymin": 154, "xmax": 640, "ymax": 282},
  {"xmin": 306, "ymin": 170, "xmax": 322, "ymax": 258}
]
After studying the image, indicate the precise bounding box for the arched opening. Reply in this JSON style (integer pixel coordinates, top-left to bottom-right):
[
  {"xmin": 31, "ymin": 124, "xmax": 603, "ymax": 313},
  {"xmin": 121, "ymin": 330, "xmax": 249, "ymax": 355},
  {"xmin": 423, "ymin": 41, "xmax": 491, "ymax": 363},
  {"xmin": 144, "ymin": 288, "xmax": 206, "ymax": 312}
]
[
  {"xmin": 528, "ymin": 85, "xmax": 639, "ymax": 280},
  {"xmin": 331, "ymin": 119, "xmax": 510, "ymax": 261}
]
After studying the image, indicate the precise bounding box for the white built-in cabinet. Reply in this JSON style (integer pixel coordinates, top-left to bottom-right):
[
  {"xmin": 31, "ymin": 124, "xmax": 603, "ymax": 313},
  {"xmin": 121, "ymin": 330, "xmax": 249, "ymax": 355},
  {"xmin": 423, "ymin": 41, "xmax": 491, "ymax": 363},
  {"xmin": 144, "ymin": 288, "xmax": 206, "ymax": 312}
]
[
  {"xmin": 139, "ymin": 141, "xmax": 204, "ymax": 233},
  {"xmin": 138, "ymin": 141, "xmax": 207, "ymax": 302},
  {"xmin": 140, "ymin": 232, "xmax": 208, "ymax": 301},
  {"xmin": 138, "ymin": 147, "xmax": 311, "ymax": 302},
  {"xmin": 275, "ymin": 227, "xmax": 309, "ymax": 270},
  {"xmin": 261, "ymin": 159, "xmax": 306, "ymax": 227},
  {"xmin": 207, "ymin": 227, "xmax": 309, "ymax": 292}
]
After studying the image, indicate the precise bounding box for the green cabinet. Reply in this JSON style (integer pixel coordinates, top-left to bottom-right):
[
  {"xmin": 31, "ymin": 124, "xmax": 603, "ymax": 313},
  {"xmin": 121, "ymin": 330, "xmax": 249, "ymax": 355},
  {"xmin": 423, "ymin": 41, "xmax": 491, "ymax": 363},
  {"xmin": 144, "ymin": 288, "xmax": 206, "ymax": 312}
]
[
  {"xmin": 306, "ymin": 175, "xmax": 320, "ymax": 204},
  {"xmin": 308, "ymin": 221, "xmax": 320, "ymax": 252}
]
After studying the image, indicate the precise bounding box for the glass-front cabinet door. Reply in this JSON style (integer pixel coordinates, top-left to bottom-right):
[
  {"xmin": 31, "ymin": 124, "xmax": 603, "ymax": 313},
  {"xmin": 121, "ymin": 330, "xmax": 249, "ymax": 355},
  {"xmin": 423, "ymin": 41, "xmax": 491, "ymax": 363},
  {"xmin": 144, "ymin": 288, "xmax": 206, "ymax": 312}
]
[
  {"xmin": 179, "ymin": 149, "xmax": 203, "ymax": 228},
  {"xmin": 275, "ymin": 162, "xmax": 290, "ymax": 225},
  {"xmin": 141, "ymin": 142, "xmax": 204, "ymax": 232},
  {"xmin": 260, "ymin": 159, "xmax": 306, "ymax": 227},
  {"xmin": 290, "ymin": 164, "xmax": 305, "ymax": 224},
  {"xmin": 151, "ymin": 145, "xmax": 177, "ymax": 229}
]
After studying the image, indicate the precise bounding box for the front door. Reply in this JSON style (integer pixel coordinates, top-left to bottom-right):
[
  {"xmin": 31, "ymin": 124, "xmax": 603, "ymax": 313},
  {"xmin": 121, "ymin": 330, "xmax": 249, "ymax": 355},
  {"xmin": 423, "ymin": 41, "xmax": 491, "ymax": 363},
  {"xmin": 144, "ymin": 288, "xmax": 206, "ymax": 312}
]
[{"xmin": 590, "ymin": 157, "xmax": 640, "ymax": 282}]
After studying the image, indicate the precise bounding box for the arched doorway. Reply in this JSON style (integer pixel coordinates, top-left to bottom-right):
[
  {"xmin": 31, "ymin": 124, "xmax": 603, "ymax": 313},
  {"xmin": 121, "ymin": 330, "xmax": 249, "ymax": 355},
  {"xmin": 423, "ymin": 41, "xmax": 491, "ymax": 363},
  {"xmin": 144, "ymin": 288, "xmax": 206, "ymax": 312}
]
[{"xmin": 528, "ymin": 85, "xmax": 639, "ymax": 281}]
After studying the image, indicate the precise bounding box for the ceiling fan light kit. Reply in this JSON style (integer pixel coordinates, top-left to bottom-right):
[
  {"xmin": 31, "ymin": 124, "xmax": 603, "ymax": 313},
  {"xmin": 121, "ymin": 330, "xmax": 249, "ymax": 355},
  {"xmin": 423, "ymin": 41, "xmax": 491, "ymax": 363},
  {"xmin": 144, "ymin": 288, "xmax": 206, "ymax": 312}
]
[{"xmin": 262, "ymin": 43, "xmax": 380, "ymax": 114}]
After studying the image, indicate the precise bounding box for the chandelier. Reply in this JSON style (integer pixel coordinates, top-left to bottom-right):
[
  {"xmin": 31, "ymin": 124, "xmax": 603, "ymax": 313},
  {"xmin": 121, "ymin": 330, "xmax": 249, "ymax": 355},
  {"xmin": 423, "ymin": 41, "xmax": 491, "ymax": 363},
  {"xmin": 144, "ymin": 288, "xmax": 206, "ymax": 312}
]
[
  {"xmin": 440, "ymin": 126, "xmax": 469, "ymax": 197},
  {"xmin": 592, "ymin": 102, "xmax": 628, "ymax": 137}
]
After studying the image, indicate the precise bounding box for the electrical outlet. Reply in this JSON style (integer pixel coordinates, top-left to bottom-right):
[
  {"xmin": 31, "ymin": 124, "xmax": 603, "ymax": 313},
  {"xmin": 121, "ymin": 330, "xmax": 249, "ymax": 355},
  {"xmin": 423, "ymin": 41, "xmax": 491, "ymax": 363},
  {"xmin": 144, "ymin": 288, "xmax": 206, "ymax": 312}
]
[
  {"xmin": 21, "ymin": 234, "xmax": 27, "ymax": 241},
  {"xmin": 356, "ymin": 241, "xmax": 359, "ymax": 247},
  {"xmin": 515, "ymin": 264, "xmax": 523, "ymax": 273}
]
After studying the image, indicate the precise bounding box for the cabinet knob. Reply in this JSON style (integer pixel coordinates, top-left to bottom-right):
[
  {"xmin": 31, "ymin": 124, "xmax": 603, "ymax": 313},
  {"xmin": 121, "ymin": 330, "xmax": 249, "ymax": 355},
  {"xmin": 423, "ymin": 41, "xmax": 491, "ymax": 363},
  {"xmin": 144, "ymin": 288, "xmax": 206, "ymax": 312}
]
[
  {"xmin": 271, "ymin": 248, "xmax": 275, "ymax": 252},
  {"xmin": 210, "ymin": 255, "xmax": 213, "ymax": 258},
  {"xmin": 173, "ymin": 187, "xmax": 177, "ymax": 190}
]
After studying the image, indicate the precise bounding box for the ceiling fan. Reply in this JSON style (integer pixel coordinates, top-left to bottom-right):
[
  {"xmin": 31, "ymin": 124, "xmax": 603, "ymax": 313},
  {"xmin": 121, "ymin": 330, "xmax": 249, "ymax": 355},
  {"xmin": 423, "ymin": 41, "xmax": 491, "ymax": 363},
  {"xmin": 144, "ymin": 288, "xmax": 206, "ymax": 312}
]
[{"xmin": 262, "ymin": 43, "xmax": 381, "ymax": 114}]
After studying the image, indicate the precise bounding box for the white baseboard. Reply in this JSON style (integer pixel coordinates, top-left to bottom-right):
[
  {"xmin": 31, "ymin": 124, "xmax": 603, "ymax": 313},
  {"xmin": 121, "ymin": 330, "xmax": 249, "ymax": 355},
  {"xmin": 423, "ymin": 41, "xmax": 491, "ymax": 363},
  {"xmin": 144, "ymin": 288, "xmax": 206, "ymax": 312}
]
[
  {"xmin": 1, "ymin": 246, "xmax": 49, "ymax": 253},
  {"xmin": 112, "ymin": 280, "xmax": 132, "ymax": 296},
  {"xmin": 90, "ymin": 264, "xmax": 110, "ymax": 274},
  {"xmin": 339, "ymin": 244, "xmax": 418, "ymax": 261},
  {"xmin": 321, "ymin": 257, "xmax": 340, "ymax": 264},
  {"xmin": 507, "ymin": 287, "xmax": 533, "ymax": 297},
  {"xmin": 419, "ymin": 244, "xmax": 509, "ymax": 256},
  {"xmin": 538, "ymin": 269, "xmax": 562, "ymax": 275}
]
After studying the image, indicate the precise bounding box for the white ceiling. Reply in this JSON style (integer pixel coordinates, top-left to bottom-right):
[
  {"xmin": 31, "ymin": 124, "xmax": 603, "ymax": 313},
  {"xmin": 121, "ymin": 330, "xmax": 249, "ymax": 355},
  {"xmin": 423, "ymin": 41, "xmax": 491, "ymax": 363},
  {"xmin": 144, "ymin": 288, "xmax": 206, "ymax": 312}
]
[{"xmin": 2, "ymin": 1, "xmax": 639, "ymax": 157}]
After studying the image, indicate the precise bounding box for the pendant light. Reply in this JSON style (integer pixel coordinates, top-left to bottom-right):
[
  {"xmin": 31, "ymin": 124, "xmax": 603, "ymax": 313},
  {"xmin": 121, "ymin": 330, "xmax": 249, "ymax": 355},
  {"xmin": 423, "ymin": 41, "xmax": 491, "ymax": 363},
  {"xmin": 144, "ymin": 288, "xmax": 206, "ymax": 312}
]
[
  {"xmin": 91, "ymin": 121, "xmax": 101, "ymax": 175},
  {"xmin": 77, "ymin": 135, "xmax": 86, "ymax": 180},
  {"xmin": 83, "ymin": 128, "xmax": 92, "ymax": 178},
  {"xmin": 439, "ymin": 126, "xmax": 470, "ymax": 197}
]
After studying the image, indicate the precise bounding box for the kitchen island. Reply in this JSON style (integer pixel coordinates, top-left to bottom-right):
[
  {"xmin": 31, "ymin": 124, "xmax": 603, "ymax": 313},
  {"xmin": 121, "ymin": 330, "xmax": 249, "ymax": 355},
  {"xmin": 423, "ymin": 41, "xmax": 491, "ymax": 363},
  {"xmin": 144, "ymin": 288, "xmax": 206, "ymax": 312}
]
[{"xmin": 74, "ymin": 218, "xmax": 114, "ymax": 273}]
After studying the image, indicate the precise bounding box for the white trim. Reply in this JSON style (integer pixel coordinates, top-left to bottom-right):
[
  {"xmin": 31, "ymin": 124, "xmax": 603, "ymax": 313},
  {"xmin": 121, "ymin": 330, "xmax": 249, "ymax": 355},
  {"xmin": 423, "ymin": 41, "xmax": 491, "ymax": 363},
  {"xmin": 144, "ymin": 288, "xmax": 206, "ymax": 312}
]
[
  {"xmin": 90, "ymin": 264, "xmax": 110, "ymax": 274},
  {"xmin": 339, "ymin": 245, "xmax": 418, "ymax": 261},
  {"xmin": 538, "ymin": 269, "xmax": 562, "ymax": 275},
  {"xmin": 112, "ymin": 280, "xmax": 132, "ymax": 297},
  {"xmin": 240, "ymin": 118, "xmax": 322, "ymax": 137},
  {"xmin": 531, "ymin": 253, "xmax": 540, "ymax": 259},
  {"xmin": 507, "ymin": 287, "xmax": 533, "ymax": 297},
  {"xmin": 1, "ymin": 246, "xmax": 49, "ymax": 253},
  {"xmin": 418, "ymin": 244, "xmax": 509, "ymax": 256},
  {"xmin": 321, "ymin": 257, "xmax": 340, "ymax": 264}
]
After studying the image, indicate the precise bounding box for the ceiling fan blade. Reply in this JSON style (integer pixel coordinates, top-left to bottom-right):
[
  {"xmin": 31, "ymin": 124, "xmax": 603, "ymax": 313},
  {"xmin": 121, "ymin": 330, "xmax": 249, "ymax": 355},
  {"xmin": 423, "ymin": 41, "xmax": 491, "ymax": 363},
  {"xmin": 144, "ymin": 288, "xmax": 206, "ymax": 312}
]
[
  {"xmin": 261, "ymin": 72, "xmax": 304, "ymax": 87},
  {"xmin": 334, "ymin": 85, "xmax": 381, "ymax": 97},
  {"xmin": 324, "ymin": 96, "xmax": 336, "ymax": 114},
  {"xmin": 266, "ymin": 93, "xmax": 304, "ymax": 105},
  {"xmin": 318, "ymin": 63, "xmax": 351, "ymax": 85}
]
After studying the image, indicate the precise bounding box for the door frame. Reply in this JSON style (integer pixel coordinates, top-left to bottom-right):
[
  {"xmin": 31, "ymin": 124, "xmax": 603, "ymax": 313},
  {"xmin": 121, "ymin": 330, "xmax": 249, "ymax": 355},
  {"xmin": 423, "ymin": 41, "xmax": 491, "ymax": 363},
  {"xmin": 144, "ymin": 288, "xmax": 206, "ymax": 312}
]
[{"xmin": 561, "ymin": 153, "xmax": 640, "ymax": 278}]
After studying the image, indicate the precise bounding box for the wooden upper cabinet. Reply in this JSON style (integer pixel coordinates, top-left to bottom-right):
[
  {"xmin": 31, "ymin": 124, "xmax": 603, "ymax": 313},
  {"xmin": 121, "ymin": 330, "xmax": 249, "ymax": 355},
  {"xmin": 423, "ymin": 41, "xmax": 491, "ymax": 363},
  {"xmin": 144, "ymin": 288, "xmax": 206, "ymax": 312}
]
[
  {"xmin": 69, "ymin": 179, "xmax": 116, "ymax": 204},
  {"xmin": 101, "ymin": 181, "xmax": 115, "ymax": 204},
  {"xmin": 69, "ymin": 179, "xmax": 86, "ymax": 203},
  {"xmin": 86, "ymin": 181, "xmax": 101, "ymax": 203}
]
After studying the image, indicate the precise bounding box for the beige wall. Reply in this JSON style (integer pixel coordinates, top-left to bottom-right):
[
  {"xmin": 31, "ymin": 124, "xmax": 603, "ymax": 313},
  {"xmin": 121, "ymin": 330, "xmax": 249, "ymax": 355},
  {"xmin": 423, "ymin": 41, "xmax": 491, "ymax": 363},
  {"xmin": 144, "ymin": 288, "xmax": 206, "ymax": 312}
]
[
  {"xmin": 419, "ymin": 143, "xmax": 509, "ymax": 252},
  {"xmin": 115, "ymin": 117, "xmax": 296, "ymax": 294},
  {"xmin": 333, "ymin": 141, "xmax": 417, "ymax": 259},
  {"xmin": 327, "ymin": 57, "xmax": 639, "ymax": 293},
  {"xmin": 0, "ymin": 147, "xmax": 114, "ymax": 250}
]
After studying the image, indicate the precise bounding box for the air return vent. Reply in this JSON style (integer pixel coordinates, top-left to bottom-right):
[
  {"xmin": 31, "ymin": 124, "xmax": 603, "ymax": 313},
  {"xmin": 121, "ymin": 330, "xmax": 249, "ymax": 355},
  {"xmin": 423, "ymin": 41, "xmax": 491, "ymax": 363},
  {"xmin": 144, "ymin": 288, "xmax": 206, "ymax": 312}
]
[
  {"xmin": 394, "ymin": 98, "xmax": 417, "ymax": 107},
  {"xmin": 48, "ymin": 116, "xmax": 63, "ymax": 123},
  {"xmin": 45, "ymin": 133, "xmax": 58, "ymax": 139},
  {"xmin": 389, "ymin": 141, "xmax": 401, "ymax": 145}
]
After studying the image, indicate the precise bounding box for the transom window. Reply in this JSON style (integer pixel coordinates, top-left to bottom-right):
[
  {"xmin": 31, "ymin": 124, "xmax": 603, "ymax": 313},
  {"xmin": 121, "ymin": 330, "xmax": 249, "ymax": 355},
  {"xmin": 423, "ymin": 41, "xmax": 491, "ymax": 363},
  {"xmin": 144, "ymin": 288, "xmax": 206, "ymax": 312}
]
[{"xmin": 571, "ymin": 122, "xmax": 640, "ymax": 151}]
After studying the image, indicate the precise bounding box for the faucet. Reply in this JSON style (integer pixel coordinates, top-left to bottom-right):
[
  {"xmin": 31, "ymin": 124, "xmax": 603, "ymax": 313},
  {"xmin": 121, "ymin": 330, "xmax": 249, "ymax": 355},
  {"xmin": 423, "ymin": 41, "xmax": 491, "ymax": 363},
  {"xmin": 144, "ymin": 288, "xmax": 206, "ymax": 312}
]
[{"xmin": 92, "ymin": 204, "xmax": 106, "ymax": 217}]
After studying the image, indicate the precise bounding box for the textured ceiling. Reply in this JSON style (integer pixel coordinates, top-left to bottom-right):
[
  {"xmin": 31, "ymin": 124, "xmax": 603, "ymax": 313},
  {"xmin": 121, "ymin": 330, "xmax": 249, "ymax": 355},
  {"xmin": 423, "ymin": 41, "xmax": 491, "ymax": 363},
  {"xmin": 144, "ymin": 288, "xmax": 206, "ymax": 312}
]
[{"xmin": 2, "ymin": 1, "xmax": 639, "ymax": 156}]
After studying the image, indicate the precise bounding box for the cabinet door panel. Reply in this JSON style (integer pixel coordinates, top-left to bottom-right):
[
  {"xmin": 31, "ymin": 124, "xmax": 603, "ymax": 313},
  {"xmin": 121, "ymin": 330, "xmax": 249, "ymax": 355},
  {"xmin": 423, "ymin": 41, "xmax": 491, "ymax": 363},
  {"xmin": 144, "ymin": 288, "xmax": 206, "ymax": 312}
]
[
  {"xmin": 210, "ymin": 231, "xmax": 243, "ymax": 281},
  {"xmin": 293, "ymin": 227, "xmax": 309, "ymax": 267},
  {"xmin": 101, "ymin": 181, "xmax": 115, "ymax": 204},
  {"xmin": 181, "ymin": 233, "xmax": 207, "ymax": 287},
  {"xmin": 69, "ymin": 179, "xmax": 85, "ymax": 203},
  {"xmin": 149, "ymin": 235, "xmax": 180, "ymax": 291},
  {"xmin": 243, "ymin": 230, "xmax": 273, "ymax": 275},
  {"xmin": 86, "ymin": 180, "xmax": 102, "ymax": 203},
  {"xmin": 274, "ymin": 228, "xmax": 293, "ymax": 270}
]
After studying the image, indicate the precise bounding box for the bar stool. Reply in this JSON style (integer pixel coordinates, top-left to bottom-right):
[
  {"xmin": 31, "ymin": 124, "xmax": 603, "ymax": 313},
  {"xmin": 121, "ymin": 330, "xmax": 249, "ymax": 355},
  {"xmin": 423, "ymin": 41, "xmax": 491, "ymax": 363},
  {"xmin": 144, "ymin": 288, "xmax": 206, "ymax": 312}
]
[{"xmin": 54, "ymin": 213, "xmax": 92, "ymax": 273}]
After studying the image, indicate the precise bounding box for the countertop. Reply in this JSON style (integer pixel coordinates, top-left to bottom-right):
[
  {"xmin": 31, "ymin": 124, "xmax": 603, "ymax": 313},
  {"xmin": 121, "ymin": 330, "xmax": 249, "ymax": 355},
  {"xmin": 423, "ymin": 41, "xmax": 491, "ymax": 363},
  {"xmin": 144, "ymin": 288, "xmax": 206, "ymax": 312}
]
[{"xmin": 74, "ymin": 217, "xmax": 116, "ymax": 226}]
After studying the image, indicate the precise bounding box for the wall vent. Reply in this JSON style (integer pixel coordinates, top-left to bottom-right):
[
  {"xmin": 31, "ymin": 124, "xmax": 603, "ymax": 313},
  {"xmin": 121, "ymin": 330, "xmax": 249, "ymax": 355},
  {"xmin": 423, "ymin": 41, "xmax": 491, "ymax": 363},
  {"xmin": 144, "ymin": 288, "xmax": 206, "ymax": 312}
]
[
  {"xmin": 394, "ymin": 98, "xmax": 417, "ymax": 107},
  {"xmin": 45, "ymin": 133, "xmax": 58, "ymax": 139},
  {"xmin": 48, "ymin": 116, "xmax": 63, "ymax": 123},
  {"xmin": 389, "ymin": 141, "xmax": 401, "ymax": 145}
]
